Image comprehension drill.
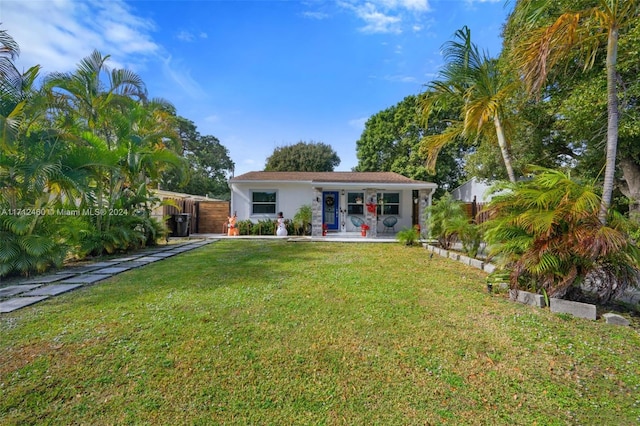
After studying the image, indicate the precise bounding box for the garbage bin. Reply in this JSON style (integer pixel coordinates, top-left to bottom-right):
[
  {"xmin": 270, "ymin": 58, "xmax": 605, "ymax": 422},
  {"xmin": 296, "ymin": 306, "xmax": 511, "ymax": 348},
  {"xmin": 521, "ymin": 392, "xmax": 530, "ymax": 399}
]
[{"xmin": 173, "ymin": 213, "xmax": 191, "ymax": 237}]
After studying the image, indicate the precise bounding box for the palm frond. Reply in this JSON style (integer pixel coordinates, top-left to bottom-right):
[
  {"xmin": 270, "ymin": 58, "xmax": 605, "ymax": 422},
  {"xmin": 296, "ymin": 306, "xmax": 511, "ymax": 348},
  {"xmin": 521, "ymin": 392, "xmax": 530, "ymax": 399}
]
[{"xmin": 418, "ymin": 123, "xmax": 465, "ymax": 173}]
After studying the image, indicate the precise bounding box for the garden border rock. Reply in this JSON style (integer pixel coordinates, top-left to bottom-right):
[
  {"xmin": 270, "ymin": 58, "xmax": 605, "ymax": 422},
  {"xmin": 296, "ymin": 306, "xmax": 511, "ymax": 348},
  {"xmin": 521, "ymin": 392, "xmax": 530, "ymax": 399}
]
[{"xmin": 422, "ymin": 242, "xmax": 631, "ymax": 325}]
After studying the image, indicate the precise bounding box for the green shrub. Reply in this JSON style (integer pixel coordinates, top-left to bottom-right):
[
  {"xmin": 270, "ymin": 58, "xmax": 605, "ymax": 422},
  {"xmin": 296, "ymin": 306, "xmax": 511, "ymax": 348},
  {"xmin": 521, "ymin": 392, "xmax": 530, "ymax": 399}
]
[
  {"xmin": 0, "ymin": 207, "xmax": 86, "ymax": 277},
  {"xmin": 293, "ymin": 204, "xmax": 312, "ymax": 235},
  {"xmin": 251, "ymin": 219, "xmax": 276, "ymax": 235},
  {"xmin": 236, "ymin": 220, "xmax": 253, "ymax": 235},
  {"xmin": 396, "ymin": 227, "xmax": 420, "ymax": 246},
  {"xmin": 458, "ymin": 221, "xmax": 483, "ymax": 258},
  {"xmin": 424, "ymin": 192, "xmax": 470, "ymax": 249},
  {"xmin": 483, "ymin": 167, "xmax": 640, "ymax": 302}
]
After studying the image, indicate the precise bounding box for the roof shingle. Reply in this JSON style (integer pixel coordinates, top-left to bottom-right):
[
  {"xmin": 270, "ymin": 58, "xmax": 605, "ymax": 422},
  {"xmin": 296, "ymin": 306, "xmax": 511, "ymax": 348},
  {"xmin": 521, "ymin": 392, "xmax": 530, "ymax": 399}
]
[{"xmin": 230, "ymin": 171, "xmax": 432, "ymax": 184}]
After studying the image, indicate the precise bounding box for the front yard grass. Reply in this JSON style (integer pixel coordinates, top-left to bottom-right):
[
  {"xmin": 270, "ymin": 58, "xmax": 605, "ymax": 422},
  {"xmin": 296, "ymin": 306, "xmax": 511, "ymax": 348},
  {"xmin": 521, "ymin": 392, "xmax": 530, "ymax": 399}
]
[{"xmin": 1, "ymin": 240, "xmax": 639, "ymax": 425}]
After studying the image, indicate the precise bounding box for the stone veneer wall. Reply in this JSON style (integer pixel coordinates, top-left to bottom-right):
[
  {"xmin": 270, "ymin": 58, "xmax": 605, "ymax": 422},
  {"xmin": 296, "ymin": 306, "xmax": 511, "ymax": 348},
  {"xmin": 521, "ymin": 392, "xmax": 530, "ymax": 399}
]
[
  {"xmin": 418, "ymin": 188, "xmax": 431, "ymax": 235},
  {"xmin": 363, "ymin": 189, "xmax": 377, "ymax": 237},
  {"xmin": 311, "ymin": 187, "xmax": 323, "ymax": 237}
]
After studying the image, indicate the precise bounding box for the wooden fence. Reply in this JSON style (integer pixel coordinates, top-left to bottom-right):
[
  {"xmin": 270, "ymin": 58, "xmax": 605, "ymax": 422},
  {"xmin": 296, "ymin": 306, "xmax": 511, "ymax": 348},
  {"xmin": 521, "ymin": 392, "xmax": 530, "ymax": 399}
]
[
  {"xmin": 462, "ymin": 201, "xmax": 490, "ymax": 225},
  {"xmin": 163, "ymin": 199, "xmax": 229, "ymax": 235}
]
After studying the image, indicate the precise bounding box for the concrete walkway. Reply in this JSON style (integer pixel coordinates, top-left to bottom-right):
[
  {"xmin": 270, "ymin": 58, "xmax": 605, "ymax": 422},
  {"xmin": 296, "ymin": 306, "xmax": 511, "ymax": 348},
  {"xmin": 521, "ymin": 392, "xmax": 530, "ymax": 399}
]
[{"xmin": 0, "ymin": 239, "xmax": 216, "ymax": 314}]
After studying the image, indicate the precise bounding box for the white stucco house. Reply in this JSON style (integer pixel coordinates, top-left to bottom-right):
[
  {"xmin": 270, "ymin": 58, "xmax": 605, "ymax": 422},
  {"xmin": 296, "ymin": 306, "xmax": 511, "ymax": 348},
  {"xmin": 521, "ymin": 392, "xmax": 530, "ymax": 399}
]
[{"xmin": 229, "ymin": 171, "xmax": 437, "ymax": 237}]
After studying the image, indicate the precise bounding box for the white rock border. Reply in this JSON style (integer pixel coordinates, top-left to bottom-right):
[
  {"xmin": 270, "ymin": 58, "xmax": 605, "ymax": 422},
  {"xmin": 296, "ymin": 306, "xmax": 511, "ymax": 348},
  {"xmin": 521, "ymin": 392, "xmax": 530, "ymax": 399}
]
[{"xmin": 423, "ymin": 243, "xmax": 631, "ymax": 326}]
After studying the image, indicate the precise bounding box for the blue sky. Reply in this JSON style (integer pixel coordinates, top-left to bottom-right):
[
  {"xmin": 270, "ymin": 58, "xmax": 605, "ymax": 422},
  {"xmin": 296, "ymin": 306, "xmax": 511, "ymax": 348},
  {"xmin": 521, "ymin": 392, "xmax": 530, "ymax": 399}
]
[{"xmin": 1, "ymin": 0, "xmax": 512, "ymax": 176}]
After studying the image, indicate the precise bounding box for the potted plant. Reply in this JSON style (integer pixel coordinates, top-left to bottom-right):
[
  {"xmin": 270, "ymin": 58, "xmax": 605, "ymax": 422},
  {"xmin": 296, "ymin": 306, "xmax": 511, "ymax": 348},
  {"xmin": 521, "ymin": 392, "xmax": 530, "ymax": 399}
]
[
  {"xmin": 322, "ymin": 223, "xmax": 328, "ymax": 236},
  {"xmin": 361, "ymin": 223, "xmax": 370, "ymax": 237}
]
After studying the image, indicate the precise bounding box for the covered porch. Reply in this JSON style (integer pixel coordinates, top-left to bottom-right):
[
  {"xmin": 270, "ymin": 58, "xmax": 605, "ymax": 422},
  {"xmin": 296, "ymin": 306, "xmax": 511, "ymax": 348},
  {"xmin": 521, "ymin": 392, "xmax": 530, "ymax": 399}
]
[{"xmin": 310, "ymin": 185, "xmax": 436, "ymax": 238}]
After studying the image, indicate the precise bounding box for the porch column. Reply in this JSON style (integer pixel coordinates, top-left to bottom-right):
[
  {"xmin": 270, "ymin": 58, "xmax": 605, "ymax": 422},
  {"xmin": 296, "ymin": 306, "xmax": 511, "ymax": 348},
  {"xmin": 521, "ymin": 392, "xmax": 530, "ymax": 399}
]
[
  {"xmin": 311, "ymin": 187, "xmax": 323, "ymax": 237},
  {"xmin": 364, "ymin": 189, "xmax": 377, "ymax": 237},
  {"xmin": 418, "ymin": 188, "xmax": 433, "ymax": 238}
]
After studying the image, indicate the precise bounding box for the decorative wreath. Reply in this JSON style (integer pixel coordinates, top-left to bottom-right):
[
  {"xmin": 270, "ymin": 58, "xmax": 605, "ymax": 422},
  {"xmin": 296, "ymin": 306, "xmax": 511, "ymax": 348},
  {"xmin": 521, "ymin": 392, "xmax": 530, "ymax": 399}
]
[{"xmin": 325, "ymin": 196, "xmax": 335, "ymax": 207}]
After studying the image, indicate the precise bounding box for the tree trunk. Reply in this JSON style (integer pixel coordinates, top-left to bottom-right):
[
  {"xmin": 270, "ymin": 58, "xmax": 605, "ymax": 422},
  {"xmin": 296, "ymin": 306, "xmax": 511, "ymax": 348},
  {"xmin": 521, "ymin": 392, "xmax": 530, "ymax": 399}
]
[
  {"xmin": 599, "ymin": 26, "xmax": 620, "ymax": 225},
  {"xmin": 493, "ymin": 115, "xmax": 517, "ymax": 183},
  {"xmin": 619, "ymin": 157, "xmax": 640, "ymax": 224}
]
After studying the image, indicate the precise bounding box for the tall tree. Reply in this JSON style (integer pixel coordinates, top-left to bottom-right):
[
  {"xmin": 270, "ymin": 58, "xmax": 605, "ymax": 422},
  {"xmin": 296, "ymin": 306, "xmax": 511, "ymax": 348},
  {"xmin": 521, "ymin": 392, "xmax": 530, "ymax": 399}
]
[
  {"xmin": 509, "ymin": 0, "xmax": 640, "ymax": 224},
  {"xmin": 0, "ymin": 30, "xmax": 84, "ymax": 276},
  {"xmin": 265, "ymin": 141, "xmax": 339, "ymax": 172},
  {"xmin": 420, "ymin": 26, "xmax": 520, "ymax": 183},
  {"xmin": 160, "ymin": 117, "xmax": 234, "ymax": 199},
  {"xmin": 45, "ymin": 51, "xmax": 185, "ymax": 254}
]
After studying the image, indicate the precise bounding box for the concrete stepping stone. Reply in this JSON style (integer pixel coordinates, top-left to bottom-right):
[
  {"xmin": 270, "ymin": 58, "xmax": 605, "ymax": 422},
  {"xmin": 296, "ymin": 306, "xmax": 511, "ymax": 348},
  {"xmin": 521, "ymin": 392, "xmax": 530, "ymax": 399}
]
[
  {"xmin": 22, "ymin": 284, "xmax": 84, "ymax": 297},
  {"xmin": 82, "ymin": 261, "xmax": 117, "ymax": 268},
  {"xmin": 20, "ymin": 273, "xmax": 75, "ymax": 284},
  {"xmin": 57, "ymin": 265, "xmax": 103, "ymax": 274},
  {"xmin": 92, "ymin": 266, "xmax": 134, "ymax": 274},
  {"xmin": 106, "ymin": 256, "xmax": 141, "ymax": 263},
  {"xmin": 134, "ymin": 256, "xmax": 163, "ymax": 263},
  {"xmin": 166, "ymin": 247, "xmax": 192, "ymax": 253},
  {"xmin": 0, "ymin": 296, "xmax": 49, "ymax": 313},
  {"xmin": 145, "ymin": 252, "xmax": 176, "ymax": 258},
  {"xmin": 118, "ymin": 260, "xmax": 153, "ymax": 268},
  {"xmin": 59, "ymin": 274, "xmax": 112, "ymax": 284},
  {"xmin": 139, "ymin": 249, "xmax": 164, "ymax": 255},
  {"xmin": 0, "ymin": 285, "xmax": 43, "ymax": 298}
]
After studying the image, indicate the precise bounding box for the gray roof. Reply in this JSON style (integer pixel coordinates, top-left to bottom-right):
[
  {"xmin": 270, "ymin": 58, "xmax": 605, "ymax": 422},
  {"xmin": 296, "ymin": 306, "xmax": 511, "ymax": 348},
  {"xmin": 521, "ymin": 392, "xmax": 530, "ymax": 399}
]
[{"xmin": 230, "ymin": 171, "xmax": 435, "ymax": 186}]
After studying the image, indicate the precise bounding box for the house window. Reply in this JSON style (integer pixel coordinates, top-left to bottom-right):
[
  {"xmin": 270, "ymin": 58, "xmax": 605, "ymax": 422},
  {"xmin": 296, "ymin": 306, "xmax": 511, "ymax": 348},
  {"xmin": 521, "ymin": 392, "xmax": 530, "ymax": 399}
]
[
  {"xmin": 347, "ymin": 192, "xmax": 364, "ymax": 215},
  {"xmin": 251, "ymin": 190, "xmax": 277, "ymax": 214},
  {"xmin": 377, "ymin": 192, "xmax": 399, "ymax": 215}
]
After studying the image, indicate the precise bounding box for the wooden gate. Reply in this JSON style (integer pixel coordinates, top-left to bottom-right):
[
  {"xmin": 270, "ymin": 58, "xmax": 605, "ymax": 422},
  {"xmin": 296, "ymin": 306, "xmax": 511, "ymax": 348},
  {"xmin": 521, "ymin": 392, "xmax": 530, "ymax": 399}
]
[{"xmin": 195, "ymin": 200, "xmax": 230, "ymax": 234}]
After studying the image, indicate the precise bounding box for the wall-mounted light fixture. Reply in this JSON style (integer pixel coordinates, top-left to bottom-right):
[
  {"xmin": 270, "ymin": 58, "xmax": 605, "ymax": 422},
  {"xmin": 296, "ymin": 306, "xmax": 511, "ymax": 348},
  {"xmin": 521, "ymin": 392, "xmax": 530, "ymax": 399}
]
[{"xmin": 341, "ymin": 189, "xmax": 345, "ymax": 196}]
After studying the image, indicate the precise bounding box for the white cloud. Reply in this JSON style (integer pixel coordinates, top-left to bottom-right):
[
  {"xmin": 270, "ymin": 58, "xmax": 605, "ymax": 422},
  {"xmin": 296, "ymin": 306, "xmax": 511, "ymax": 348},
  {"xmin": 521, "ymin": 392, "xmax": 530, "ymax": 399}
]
[
  {"xmin": 342, "ymin": 2, "xmax": 402, "ymax": 34},
  {"xmin": 337, "ymin": 0, "xmax": 432, "ymax": 34},
  {"xmin": 176, "ymin": 30, "xmax": 208, "ymax": 42},
  {"xmin": 161, "ymin": 55, "xmax": 205, "ymax": 100},
  {"xmin": 302, "ymin": 11, "xmax": 330, "ymax": 20},
  {"xmin": 349, "ymin": 117, "xmax": 368, "ymax": 130},
  {"xmin": 464, "ymin": 0, "xmax": 502, "ymax": 9},
  {"xmin": 204, "ymin": 114, "xmax": 220, "ymax": 123},
  {"xmin": 1, "ymin": 0, "xmax": 207, "ymax": 101},
  {"xmin": 176, "ymin": 31, "xmax": 195, "ymax": 42},
  {"xmin": 380, "ymin": 0, "xmax": 430, "ymax": 12},
  {"xmin": 1, "ymin": 0, "xmax": 159, "ymax": 74},
  {"xmin": 384, "ymin": 74, "xmax": 417, "ymax": 83}
]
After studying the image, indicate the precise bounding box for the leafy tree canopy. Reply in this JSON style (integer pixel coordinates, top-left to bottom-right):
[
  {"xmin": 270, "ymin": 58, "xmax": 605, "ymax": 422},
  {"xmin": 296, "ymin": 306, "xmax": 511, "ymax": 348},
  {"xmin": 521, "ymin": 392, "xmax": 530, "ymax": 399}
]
[
  {"xmin": 161, "ymin": 117, "xmax": 234, "ymax": 200},
  {"xmin": 264, "ymin": 141, "xmax": 340, "ymax": 172},
  {"xmin": 355, "ymin": 94, "xmax": 469, "ymax": 197}
]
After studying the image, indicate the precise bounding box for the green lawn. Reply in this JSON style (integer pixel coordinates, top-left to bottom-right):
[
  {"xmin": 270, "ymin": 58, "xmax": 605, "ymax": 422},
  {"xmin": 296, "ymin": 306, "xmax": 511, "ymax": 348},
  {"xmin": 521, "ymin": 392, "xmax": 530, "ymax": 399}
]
[{"xmin": 1, "ymin": 240, "xmax": 639, "ymax": 425}]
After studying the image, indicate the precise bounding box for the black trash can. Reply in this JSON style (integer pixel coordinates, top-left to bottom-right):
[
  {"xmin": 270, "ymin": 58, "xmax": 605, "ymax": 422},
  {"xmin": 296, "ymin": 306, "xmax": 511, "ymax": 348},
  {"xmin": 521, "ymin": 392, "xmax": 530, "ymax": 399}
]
[{"xmin": 173, "ymin": 213, "xmax": 191, "ymax": 237}]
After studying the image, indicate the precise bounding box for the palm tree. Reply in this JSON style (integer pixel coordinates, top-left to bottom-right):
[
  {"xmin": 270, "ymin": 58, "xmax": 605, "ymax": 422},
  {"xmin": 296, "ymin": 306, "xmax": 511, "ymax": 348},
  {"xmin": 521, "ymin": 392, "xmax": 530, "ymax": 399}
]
[
  {"xmin": 509, "ymin": 0, "xmax": 639, "ymax": 224},
  {"xmin": 0, "ymin": 32, "xmax": 87, "ymax": 276},
  {"xmin": 45, "ymin": 51, "xmax": 148, "ymax": 235},
  {"xmin": 419, "ymin": 26, "xmax": 520, "ymax": 183},
  {"xmin": 0, "ymin": 27, "xmax": 19, "ymax": 81}
]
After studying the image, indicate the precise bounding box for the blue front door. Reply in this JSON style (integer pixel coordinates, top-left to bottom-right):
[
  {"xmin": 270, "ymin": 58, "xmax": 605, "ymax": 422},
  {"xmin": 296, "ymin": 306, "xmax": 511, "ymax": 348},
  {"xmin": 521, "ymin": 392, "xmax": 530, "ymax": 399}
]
[{"xmin": 323, "ymin": 191, "xmax": 339, "ymax": 231}]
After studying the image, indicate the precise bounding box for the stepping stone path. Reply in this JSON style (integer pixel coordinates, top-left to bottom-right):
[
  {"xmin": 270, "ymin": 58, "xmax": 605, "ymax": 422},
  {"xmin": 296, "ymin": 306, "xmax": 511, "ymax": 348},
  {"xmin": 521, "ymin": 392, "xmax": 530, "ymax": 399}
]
[{"xmin": 0, "ymin": 239, "xmax": 216, "ymax": 313}]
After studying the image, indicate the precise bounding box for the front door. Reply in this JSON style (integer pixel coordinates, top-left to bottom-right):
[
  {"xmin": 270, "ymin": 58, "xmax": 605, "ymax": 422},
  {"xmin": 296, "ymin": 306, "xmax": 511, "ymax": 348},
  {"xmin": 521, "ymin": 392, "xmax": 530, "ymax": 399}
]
[{"xmin": 323, "ymin": 191, "xmax": 339, "ymax": 231}]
